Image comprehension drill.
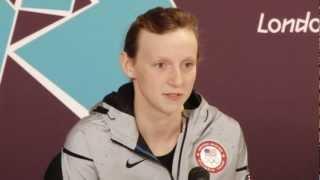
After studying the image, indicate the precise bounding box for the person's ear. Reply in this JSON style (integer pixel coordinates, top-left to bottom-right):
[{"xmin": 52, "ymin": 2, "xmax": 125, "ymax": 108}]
[{"xmin": 120, "ymin": 51, "xmax": 135, "ymax": 79}]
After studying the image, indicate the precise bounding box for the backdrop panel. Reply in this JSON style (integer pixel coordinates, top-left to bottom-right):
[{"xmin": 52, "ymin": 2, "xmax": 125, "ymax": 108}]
[{"xmin": 0, "ymin": 0, "xmax": 318, "ymax": 180}]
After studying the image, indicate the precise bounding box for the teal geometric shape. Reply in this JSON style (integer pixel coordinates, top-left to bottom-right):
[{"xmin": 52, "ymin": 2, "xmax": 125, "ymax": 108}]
[
  {"xmin": 17, "ymin": 0, "xmax": 173, "ymax": 109},
  {"xmin": 0, "ymin": 1, "xmax": 15, "ymax": 73},
  {"xmin": 22, "ymin": 0, "xmax": 72, "ymax": 11}
]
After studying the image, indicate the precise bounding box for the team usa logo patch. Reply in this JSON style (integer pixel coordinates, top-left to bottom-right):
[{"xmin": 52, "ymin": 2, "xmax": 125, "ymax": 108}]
[{"xmin": 195, "ymin": 140, "xmax": 227, "ymax": 173}]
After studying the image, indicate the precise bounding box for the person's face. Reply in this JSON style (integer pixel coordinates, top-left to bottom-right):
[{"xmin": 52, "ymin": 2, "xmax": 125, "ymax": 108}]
[{"xmin": 121, "ymin": 28, "xmax": 198, "ymax": 116}]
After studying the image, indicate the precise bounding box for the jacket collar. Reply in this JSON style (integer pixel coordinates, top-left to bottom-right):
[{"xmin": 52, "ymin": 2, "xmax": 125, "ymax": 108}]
[{"xmin": 92, "ymin": 82, "xmax": 206, "ymax": 153}]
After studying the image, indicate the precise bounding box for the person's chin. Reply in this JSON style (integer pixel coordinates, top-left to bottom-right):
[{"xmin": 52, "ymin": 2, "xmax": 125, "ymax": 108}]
[{"xmin": 159, "ymin": 103, "xmax": 183, "ymax": 116}]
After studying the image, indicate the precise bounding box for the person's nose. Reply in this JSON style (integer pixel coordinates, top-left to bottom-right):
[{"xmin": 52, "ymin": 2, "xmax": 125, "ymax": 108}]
[{"xmin": 168, "ymin": 66, "xmax": 183, "ymax": 87}]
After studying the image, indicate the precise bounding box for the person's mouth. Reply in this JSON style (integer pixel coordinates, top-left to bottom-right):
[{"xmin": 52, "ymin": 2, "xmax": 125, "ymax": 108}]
[{"xmin": 163, "ymin": 93, "xmax": 184, "ymax": 101}]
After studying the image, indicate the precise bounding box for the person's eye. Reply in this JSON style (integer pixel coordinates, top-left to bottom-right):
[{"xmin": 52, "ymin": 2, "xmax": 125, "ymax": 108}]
[
  {"xmin": 184, "ymin": 62, "xmax": 195, "ymax": 68},
  {"xmin": 154, "ymin": 62, "xmax": 166, "ymax": 69}
]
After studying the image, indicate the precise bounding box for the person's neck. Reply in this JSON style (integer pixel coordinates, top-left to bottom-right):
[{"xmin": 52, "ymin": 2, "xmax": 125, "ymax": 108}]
[
  {"xmin": 134, "ymin": 92, "xmax": 183, "ymax": 156},
  {"xmin": 135, "ymin": 99, "xmax": 182, "ymax": 136}
]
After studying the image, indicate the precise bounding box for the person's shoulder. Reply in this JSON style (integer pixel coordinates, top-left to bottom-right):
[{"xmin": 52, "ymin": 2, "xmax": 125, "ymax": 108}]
[
  {"xmin": 70, "ymin": 112, "xmax": 110, "ymax": 135},
  {"xmin": 64, "ymin": 112, "xmax": 112, "ymax": 153},
  {"xmin": 197, "ymin": 105, "xmax": 245, "ymax": 147},
  {"xmin": 206, "ymin": 105, "xmax": 243, "ymax": 133}
]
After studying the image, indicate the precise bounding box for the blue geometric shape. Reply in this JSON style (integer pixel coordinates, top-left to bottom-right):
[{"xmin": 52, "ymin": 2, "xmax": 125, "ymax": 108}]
[
  {"xmin": 22, "ymin": 0, "xmax": 72, "ymax": 11},
  {"xmin": 0, "ymin": 1, "xmax": 15, "ymax": 73},
  {"xmin": 17, "ymin": 0, "xmax": 173, "ymax": 109}
]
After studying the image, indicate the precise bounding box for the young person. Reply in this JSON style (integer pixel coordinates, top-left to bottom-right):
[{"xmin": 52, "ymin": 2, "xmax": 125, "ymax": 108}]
[{"xmin": 46, "ymin": 7, "xmax": 250, "ymax": 180}]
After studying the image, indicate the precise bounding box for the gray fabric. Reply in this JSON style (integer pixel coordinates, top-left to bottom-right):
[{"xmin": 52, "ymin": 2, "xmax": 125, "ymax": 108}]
[{"xmin": 61, "ymin": 92, "xmax": 249, "ymax": 180}]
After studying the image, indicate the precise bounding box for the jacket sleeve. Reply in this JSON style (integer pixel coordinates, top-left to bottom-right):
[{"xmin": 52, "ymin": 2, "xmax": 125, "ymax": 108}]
[
  {"xmin": 61, "ymin": 127, "xmax": 98, "ymax": 180},
  {"xmin": 235, "ymin": 128, "xmax": 251, "ymax": 180}
]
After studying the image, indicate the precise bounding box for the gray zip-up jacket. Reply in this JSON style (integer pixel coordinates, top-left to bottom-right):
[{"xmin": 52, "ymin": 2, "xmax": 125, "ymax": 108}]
[{"xmin": 60, "ymin": 83, "xmax": 250, "ymax": 180}]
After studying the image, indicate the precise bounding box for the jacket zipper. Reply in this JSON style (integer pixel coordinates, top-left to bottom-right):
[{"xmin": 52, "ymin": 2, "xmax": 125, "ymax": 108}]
[
  {"xmin": 176, "ymin": 117, "xmax": 189, "ymax": 180},
  {"xmin": 160, "ymin": 161, "xmax": 174, "ymax": 180}
]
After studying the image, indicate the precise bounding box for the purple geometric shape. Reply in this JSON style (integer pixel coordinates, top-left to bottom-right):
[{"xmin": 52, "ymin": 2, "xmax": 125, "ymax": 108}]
[
  {"xmin": 0, "ymin": 56, "xmax": 79, "ymax": 179},
  {"xmin": 9, "ymin": 0, "xmax": 16, "ymax": 5},
  {"xmin": 73, "ymin": 0, "xmax": 91, "ymax": 12},
  {"xmin": 11, "ymin": 11, "xmax": 63, "ymax": 44}
]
